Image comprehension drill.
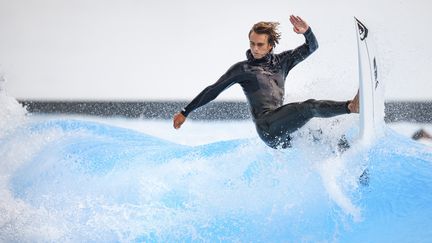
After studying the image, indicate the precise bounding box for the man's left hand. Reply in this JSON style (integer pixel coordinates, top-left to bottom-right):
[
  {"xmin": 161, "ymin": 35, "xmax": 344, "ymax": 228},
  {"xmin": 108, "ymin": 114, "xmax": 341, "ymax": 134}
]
[{"xmin": 290, "ymin": 15, "xmax": 309, "ymax": 34}]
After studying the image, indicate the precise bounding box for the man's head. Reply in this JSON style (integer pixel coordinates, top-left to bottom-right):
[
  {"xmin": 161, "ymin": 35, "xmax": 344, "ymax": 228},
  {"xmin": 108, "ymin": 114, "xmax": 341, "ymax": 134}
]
[{"xmin": 248, "ymin": 21, "xmax": 281, "ymax": 59}]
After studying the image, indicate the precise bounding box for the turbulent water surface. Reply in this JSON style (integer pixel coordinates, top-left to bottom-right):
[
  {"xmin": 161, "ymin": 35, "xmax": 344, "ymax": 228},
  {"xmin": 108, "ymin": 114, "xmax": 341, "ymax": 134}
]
[{"xmin": 1, "ymin": 93, "xmax": 432, "ymax": 242}]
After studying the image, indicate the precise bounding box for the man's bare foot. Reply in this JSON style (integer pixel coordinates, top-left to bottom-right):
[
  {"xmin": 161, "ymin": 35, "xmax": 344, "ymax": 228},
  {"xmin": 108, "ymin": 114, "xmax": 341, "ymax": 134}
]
[{"xmin": 348, "ymin": 90, "xmax": 359, "ymax": 113}]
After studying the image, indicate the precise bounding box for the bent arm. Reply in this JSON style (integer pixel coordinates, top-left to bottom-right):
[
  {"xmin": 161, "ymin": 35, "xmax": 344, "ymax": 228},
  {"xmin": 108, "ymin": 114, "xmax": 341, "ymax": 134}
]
[
  {"xmin": 296, "ymin": 27, "xmax": 319, "ymax": 58},
  {"xmin": 278, "ymin": 27, "xmax": 319, "ymax": 73}
]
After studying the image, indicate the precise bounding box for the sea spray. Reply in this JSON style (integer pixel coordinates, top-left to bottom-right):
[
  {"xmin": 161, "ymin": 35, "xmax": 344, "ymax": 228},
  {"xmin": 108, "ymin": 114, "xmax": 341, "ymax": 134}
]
[
  {"xmin": 0, "ymin": 73, "xmax": 27, "ymax": 138},
  {"xmin": 0, "ymin": 116, "xmax": 431, "ymax": 241}
]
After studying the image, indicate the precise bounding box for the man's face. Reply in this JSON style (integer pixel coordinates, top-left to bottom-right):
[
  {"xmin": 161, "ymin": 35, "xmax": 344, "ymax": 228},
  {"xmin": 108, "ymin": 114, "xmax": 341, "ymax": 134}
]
[{"xmin": 249, "ymin": 31, "xmax": 273, "ymax": 59}]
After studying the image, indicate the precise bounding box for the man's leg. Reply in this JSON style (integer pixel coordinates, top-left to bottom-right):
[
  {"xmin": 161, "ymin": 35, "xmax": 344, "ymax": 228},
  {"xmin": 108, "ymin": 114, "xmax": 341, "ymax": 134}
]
[
  {"xmin": 266, "ymin": 99, "xmax": 351, "ymax": 136},
  {"xmin": 256, "ymin": 99, "xmax": 355, "ymax": 149},
  {"xmin": 256, "ymin": 90, "xmax": 360, "ymax": 149}
]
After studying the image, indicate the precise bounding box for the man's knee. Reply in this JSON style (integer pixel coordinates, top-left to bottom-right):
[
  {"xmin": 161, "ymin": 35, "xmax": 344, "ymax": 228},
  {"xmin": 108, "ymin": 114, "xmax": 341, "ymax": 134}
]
[
  {"xmin": 265, "ymin": 135, "xmax": 292, "ymax": 149},
  {"xmin": 303, "ymin": 99, "xmax": 317, "ymax": 104},
  {"xmin": 257, "ymin": 128, "xmax": 292, "ymax": 149}
]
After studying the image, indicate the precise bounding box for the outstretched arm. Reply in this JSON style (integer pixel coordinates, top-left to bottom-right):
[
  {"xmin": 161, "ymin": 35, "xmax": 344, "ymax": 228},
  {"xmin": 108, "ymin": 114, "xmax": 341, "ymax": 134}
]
[{"xmin": 172, "ymin": 64, "xmax": 241, "ymax": 129}]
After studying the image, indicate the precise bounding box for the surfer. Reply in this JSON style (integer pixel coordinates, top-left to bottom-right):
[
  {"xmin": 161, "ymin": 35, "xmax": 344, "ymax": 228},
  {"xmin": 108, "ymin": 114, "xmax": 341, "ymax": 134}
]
[
  {"xmin": 412, "ymin": 129, "xmax": 432, "ymax": 141},
  {"xmin": 173, "ymin": 15, "xmax": 359, "ymax": 149}
]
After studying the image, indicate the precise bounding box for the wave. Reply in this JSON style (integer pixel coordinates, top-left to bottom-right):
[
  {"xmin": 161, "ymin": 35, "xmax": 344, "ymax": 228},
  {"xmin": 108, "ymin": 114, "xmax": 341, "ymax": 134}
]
[{"xmin": 1, "ymin": 93, "xmax": 432, "ymax": 242}]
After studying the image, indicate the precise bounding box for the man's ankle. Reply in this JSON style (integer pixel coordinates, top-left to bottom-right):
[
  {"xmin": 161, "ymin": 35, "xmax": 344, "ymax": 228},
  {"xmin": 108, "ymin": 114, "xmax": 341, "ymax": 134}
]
[{"xmin": 348, "ymin": 101, "xmax": 359, "ymax": 113}]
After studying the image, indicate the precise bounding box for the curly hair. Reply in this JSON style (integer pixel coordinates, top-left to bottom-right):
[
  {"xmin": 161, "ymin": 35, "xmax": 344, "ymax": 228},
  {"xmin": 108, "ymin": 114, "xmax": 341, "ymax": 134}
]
[{"xmin": 248, "ymin": 21, "xmax": 281, "ymax": 47}]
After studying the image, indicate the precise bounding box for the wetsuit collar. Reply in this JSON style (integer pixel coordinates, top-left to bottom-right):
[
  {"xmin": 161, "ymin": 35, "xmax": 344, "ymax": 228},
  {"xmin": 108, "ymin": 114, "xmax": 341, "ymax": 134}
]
[{"xmin": 246, "ymin": 49, "xmax": 273, "ymax": 65}]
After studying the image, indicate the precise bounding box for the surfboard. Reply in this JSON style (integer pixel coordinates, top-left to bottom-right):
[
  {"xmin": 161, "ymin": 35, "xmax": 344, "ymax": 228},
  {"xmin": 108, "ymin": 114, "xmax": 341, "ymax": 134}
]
[{"xmin": 355, "ymin": 17, "xmax": 385, "ymax": 144}]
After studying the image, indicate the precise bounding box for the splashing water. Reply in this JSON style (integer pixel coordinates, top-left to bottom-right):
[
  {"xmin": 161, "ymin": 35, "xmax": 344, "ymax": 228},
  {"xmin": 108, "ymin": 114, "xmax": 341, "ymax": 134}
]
[
  {"xmin": 1, "ymin": 92, "xmax": 432, "ymax": 242},
  {"xmin": 0, "ymin": 75, "xmax": 27, "ymax": 137}
]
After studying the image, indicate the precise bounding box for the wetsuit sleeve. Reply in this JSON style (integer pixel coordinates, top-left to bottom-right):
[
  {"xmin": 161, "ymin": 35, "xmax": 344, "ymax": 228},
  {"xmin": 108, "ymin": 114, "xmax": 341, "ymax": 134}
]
[
  {"xmin": 181, "ymin": 64, "xmax": 240, "ymax": 117},
  {"xmin": 277, "ymin": 27, "xmax": 318, "ymax": 75}
]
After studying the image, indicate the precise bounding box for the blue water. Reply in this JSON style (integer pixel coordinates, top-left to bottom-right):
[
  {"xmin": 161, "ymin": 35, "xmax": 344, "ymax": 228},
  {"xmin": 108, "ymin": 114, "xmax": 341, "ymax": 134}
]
[{"xmin": 1, "ymin": 116, "xmax": 432, "ymax": 242}]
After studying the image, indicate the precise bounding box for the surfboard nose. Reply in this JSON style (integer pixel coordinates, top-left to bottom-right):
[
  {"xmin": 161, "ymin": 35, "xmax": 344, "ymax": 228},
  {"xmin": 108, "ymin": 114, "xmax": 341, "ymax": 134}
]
[{"xmin": 355, "ymin": 18, "xmax": 385, "ymax": 144}]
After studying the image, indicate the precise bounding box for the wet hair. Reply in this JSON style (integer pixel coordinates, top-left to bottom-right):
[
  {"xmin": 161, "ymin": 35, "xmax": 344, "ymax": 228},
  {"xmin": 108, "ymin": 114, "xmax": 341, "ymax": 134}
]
[{"xmin": 248, "ymin": 21, "xmax": 281, "ymax": 47}]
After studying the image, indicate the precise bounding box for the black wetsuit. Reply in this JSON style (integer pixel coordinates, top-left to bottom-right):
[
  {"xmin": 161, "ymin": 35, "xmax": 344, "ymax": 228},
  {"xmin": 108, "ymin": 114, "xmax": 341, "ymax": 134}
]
[{"xmin": 181, "ymin": 28, "xmax": 350, "ymax": 149}]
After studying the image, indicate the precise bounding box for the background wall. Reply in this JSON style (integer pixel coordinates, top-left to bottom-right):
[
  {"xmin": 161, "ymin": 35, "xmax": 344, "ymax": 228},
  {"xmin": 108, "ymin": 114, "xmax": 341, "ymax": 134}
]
[{"xmin": 0, "ymin": 0, "xmax": 431, "ymax": 102}]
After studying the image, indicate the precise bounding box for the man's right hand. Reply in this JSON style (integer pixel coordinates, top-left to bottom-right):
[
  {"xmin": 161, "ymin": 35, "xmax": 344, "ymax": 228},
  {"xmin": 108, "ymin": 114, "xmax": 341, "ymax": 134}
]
[{"xmin": 173, "ymin": 112, "xmax": 186, "ymax": 129}]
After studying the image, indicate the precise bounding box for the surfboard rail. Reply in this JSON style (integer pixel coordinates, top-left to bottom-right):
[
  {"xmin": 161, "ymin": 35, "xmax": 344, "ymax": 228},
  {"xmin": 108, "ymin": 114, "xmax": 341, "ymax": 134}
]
[{"xmin": 355, "ymin": 17, "xmax": 385, "ymax": 144}]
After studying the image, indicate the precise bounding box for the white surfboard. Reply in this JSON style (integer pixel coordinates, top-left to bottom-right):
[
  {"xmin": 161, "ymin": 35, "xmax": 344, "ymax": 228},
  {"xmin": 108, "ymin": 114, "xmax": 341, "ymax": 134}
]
[{"xmin": 355, "ymin": 17, "xmax": 385, "ymax": 144}]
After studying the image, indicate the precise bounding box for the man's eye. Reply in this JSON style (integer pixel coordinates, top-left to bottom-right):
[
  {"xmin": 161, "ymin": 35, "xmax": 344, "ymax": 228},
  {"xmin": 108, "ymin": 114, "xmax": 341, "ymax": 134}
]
[{"xmin": 257, "ymin": 43, "xmax": 264, "ymax": 47}]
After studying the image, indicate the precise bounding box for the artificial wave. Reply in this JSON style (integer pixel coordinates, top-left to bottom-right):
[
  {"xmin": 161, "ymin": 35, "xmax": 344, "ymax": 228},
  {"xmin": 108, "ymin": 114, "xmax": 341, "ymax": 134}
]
[{"xmin": 1, "ymin": 89, "xmax": 432, "ymax": 242}]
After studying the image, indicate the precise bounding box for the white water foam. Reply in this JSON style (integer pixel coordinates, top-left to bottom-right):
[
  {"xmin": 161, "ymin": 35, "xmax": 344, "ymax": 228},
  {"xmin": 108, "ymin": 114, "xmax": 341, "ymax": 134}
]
[
  {"xmin": 0, "ymin": 74, "xmax": 27, "ymax": 138},
  {"xmin": 1, "ymin": 88, "xmax": 431, "ymax": 241}
]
